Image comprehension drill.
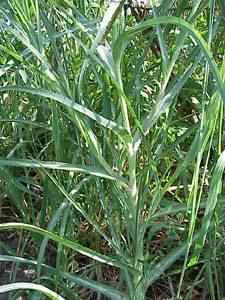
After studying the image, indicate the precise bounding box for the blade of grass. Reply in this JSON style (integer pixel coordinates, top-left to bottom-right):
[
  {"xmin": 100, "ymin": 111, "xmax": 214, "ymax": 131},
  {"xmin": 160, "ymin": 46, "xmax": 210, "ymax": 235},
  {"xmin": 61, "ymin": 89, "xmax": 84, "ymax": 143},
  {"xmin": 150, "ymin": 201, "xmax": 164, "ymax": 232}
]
[
  {"xmin": 37, "ymin": 202, "xmax": 68, "ymax": 282},
  {"xmin": 0, "ymin": 255, "xmax": 127, "ymax": 300},
  {"xmin": 0, "ymin": 85, "xmax": 129, "ymax": 139},
  {"xmin": 78, "ymin": 0, "xmax": 125, "ymax": 100},
  {"xmin": 0, "ymin": 222, "xmax": 137, "ymax": 272},
  {"xmin": 194, "ymin": 150, "xmax": 225, "ymax": 260},
  {"xmin": 177, "ymin": 2, "xmax": 218, "ymax": 295},
  {"xmin": 114, "ymin": 16, "xmax": 225, "ymax": 144},
  {"xmin": 0, "ymin": 158, "xmax": 128, "ymax": 184},
  {"xmin": 0, "ymin": 282, "xmax": 65, "ymax": 300}
]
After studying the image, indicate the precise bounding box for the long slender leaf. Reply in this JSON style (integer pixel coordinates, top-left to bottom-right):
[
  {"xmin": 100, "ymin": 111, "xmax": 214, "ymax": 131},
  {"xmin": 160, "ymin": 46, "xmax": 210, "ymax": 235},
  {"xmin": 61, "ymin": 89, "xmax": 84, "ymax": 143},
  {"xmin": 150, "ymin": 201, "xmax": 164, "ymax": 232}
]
[
  {"xmin": 0, "ymin": 255, "xmax": 127, "ymax": 300},
  {"xmin": 0, "ymin": 282, "xmax": 65, "ymax": 300},
  {"xmin": 0, "ymin": 86, "xmax": 129, "ymax": 139},
  {"xmin": 0, "ymin": 158, "xmax": 128, "ymax": 183},
  {"xmin": 0, "ymin": 222, "xmax": 137, "ymax": 273}
]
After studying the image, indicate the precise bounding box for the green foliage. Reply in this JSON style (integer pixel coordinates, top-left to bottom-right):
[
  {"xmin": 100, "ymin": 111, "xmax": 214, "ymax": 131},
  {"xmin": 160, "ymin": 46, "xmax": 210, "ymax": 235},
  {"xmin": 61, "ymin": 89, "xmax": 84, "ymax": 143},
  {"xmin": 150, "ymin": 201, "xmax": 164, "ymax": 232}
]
[{"xmin": 0, "ymin": 0, "xmax": 225, "ymax": 299}]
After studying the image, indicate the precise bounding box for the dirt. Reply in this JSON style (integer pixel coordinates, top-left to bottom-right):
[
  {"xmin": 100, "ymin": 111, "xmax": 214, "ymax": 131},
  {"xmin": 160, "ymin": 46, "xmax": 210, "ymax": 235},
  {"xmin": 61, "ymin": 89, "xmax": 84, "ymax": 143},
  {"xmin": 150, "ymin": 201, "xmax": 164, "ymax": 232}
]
[{"xmin": 0, "ymin": 232, "xmax": 35, "ymax": 300}]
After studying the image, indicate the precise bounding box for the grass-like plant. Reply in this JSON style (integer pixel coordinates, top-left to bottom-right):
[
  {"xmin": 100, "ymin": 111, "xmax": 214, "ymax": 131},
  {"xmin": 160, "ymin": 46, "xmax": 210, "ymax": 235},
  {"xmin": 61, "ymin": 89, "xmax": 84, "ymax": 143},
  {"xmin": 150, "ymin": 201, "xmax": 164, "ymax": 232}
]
[{"xmin": 0, "ymin": 0, "xmax": 225, "ymax": 299}]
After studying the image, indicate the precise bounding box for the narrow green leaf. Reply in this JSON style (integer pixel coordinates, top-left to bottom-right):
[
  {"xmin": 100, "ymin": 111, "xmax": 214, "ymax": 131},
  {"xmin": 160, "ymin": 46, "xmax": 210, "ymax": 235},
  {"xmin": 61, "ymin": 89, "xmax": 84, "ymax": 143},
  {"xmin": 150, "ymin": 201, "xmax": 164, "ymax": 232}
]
[
  {"xmin": 0, "ymin": 222, "xmax": 136, "ymax": 272},
  {"xmin": 0, "ymin": 158, "xmax": 128, "ymax": 183},
  {"xmin": 0, "ymin": 255, "xmax": 127, "ymax": 300},
  {"xmin": 0, "ymin": 282, "xmax": 65, "ymax": 300},
  {"xmin": 37, "ymin": 202, "xmax": 68, "ymax": 281},
  {"xmin": 144, "ymin": 231, "xmax": 201, "ymax": 289},
  {"xmin": 0, "ymin": 85, "xmax": 129, "ymax": 139},
  {"xmin": 192, "ymin": 150, "xmax": 225, "ymax": 263},
  {"xmin": 0, "ymin": 118, "xmax": 51, "ymax": 130},
  {"xmin": 91, "ymin": 0, "xmax": 125, "ymax": 51},
  {"xmin": 114, "ymin": 16, "xmax": 225, "ymax": 107}
]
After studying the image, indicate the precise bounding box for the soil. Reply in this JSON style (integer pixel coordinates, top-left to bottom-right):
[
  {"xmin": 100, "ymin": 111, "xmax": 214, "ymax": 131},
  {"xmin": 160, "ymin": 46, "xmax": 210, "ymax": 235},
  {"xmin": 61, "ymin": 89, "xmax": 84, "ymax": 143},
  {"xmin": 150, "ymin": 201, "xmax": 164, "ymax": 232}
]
[{"xmin": 0, "ymin": 232, "xmax": 34, "ymax": 300}]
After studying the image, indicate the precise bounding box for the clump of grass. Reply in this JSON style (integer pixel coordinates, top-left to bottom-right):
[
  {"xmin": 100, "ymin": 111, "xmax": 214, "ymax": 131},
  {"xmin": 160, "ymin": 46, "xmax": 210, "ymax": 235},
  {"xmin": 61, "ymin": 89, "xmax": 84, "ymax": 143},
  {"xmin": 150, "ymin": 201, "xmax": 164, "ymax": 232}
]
[{"xmin": 0, "ymin": 0, "xmax": 225, "ymax": 299}]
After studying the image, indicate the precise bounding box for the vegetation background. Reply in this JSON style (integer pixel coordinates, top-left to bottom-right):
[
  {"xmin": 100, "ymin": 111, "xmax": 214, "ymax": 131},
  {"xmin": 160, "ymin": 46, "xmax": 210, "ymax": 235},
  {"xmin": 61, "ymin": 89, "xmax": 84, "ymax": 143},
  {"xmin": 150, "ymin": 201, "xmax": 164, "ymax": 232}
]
[{"xmin": 0, "ymin": 0, "xmax": 225, "ymax": 299}]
